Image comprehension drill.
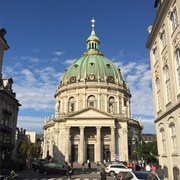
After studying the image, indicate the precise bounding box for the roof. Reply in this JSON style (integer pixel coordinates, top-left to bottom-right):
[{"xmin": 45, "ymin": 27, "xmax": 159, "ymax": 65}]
[{"xmin": 60, "ymin": 18, "xmax": 126, "ymax": 88}]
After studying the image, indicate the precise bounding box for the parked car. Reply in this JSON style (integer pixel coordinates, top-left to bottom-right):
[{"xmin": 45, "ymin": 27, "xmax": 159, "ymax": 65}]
[
  {"xmin": 32, "ymin": 159, "xmax": 47, "ymax": 171},
  {"xmin": 38, "ymin": 162, "xmax": 69, "ymax": 175},
  {"xmin": 111, "ymin": 161, "xmax": 127, "ymax": 166},
  {"xmin": 116, "ymin": 171, "xmax": 160, "ymax": 180},
  {"xmin": 105, "ymin": 164, "xmax": 132, "ymax": 177}
]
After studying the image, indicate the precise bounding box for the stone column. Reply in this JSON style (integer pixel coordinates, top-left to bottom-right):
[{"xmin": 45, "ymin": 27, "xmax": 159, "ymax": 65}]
[
  {"xmin": 65, "ymin": 126, "xmax": 70, "ymax": 162},
  {"xmin": 79, "ymin": 126, "xmax": 85, "ymax": 163},
  {"xmin": 110, "ymin": 126, "xmax": 115, "ymax": 161},
  {"xmin": 96, "ymin": 126, "xmax": 101, "ymax": 162}
]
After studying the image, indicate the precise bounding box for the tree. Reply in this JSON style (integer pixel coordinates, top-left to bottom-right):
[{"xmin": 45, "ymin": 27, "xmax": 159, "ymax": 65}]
[
  {"xmin": 18, "ymin": 142, "xmax": 41, "ymax": 161},
  {"xmin": 136, "ymin": 140, "xmax": 158, "ymax": 163}
]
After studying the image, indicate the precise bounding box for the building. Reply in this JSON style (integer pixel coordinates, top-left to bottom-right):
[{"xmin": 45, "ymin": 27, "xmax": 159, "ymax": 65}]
[
  {"xmin": 0, "ymin": 28, "xmax": 21, "ymax": 169},
  {"xmin": 146, "ymin": 0, "xmax": 180, "ymax": 179},
  {"xmin": 43, "ymin": 19, "xmax": 143, "ymax": 164},
  {"xmin": 142, "ymin": 134, "xmax": 157, "ymax": 143}
]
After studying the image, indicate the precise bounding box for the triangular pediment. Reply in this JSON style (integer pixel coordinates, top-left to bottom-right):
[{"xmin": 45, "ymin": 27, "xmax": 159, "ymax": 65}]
[{"xmin": 66, "ymin": 107, "xmax": 114, "ymax": 119}]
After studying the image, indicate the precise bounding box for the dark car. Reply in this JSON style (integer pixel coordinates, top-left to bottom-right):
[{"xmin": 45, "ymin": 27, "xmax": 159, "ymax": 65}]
[
  {"xmin": 38, "ymin": 162, "xmax": 69, "ymax": 175},
  {"xmin": 116, "ymin": 171, "xmax": 160, "ymax": 180}
]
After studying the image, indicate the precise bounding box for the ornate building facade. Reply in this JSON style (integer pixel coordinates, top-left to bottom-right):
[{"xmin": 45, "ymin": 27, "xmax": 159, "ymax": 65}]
[
  {"xmin": 43, "ymin": 19, "xmax": 143, "ymax": 164},
  {"xmin": 0, "ymin": 28, "xmax": 21, "ymax": 169},
  {"xmin": 146, "ymin": 0, "xmax": 180, "ymax": 179}
]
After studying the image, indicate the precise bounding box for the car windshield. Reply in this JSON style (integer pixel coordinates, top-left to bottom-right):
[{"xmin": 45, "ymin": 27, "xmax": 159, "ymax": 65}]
[{"xmin": 122, "ymin": 172, "xmax": 133, "ymax": 180}]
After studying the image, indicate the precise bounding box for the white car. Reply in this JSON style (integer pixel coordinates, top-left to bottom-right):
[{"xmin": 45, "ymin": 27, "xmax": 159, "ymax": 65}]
[{"xmin": 105, "ymin": 164, "xmax": 132, "ymax": 176}]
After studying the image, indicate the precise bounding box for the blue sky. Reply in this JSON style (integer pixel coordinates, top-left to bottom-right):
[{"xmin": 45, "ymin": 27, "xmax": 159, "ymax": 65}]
[{"xmin": 1, "ymin": 0, "xmax": 157, "ymax": 134}]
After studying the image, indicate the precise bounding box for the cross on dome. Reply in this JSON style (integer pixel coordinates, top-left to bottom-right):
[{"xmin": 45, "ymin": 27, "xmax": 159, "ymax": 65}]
[{"xmin": 91, "ymin": 18, "xmax": 95, "ymax": 29}]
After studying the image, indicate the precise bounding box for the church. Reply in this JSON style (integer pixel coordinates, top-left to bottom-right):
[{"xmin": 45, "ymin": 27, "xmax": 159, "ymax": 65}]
[{"xmin": 43, "ymin": 19, "xmax": 143, "ymax": 164}]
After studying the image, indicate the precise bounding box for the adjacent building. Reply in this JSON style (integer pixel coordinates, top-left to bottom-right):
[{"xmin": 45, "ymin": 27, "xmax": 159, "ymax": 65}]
[
  {"xmin": 0, "ymin": 28, "xmax": 21, "ymax": 169},
  {"xmin": 146, "ymin": 0, "xmax": 180, "ymax": 179},
  {"xmin": 43, "ymin": 19, "xmax": 143, "ymax": 164}
]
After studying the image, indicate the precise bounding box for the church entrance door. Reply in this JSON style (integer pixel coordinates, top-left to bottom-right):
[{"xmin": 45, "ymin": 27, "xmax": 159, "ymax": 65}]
[
  {"xmin": 103, "ymin": 145, "xmax": 110, "ymax": 162},
  {"xmin": 71, "ymin": 145, "xmax": 78, "ymax": 162},
  {"xmin": 87, "ymin": 144, "xmax": 94, "ymax": 162}
]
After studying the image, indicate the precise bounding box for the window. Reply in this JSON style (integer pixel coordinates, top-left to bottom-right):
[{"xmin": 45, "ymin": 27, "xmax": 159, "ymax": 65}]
[
  {"xmin": 87, "ymin": 95, "xmax": 96, "ymax": 107},
  {"xmin": 171, "ymin": 9, "xmax": 178, "ymax": 32},
  {"xmin": 108, "ymin": 97, "xmax": 115, "ymax": 113},
  {"xmin": 164, "ymin": 66, "xmax": 171, "ymax": 103},
  {"xmin": 68, "ymin": 97, "xmax": 75, "ymax": 112},
  {"xmin": 170, "ymin": 124, "xmax": 177, "ymax": 153},
  {"xmin": 176, "ymin": 49, "xmax": 180, "ymax": 92},
  {"xmin": 90, "ymin": 102, "xmax": 94, "ymax": 107},
  {"xmin": 156, "ymin": 78, "xmax": 161, "ymax": 111},
  {"xmin": 173, "ymin": 167, "xmax": 179, "ymax": 180},
  {"xmin": 161, "ymin": 31, "xmax": 166, "ymax": 49},
  {"xmin": 153, "ymin": 48, "xmax": 158, "ymax": 62},
  {"xmin": 160, "ymin": 129, "xmax": 166, "ymax": 154}
]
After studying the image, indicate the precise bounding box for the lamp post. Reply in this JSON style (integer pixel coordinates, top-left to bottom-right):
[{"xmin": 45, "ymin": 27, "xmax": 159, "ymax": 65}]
[{"xmin": 132, "ymin": 136, "xmax": 136, "ymax": 172}]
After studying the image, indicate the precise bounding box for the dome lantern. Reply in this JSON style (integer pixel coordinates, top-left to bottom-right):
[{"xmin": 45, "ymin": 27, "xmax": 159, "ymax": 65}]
[{"xmin": 86, "ymin": 18, "xmax": 100, "ymax": 52}]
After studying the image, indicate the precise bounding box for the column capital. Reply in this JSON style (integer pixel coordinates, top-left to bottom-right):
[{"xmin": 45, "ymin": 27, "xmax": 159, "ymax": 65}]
[{"xmin": 96, "ymin": 126, "xmax": 101, "ymax": 130}]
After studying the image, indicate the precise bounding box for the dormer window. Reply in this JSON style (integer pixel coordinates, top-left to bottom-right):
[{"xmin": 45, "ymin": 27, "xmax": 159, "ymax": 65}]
[
  {"xmin": 106, "ymin": 64, "xmax": 110, "ymax": 68},
  {"xmin": 74, "ymin": 64, "xmax": 79, "ymax": 68},
  {"xmin": 90, "ymin": 62, "xmax": 95, "ymax": 66}
]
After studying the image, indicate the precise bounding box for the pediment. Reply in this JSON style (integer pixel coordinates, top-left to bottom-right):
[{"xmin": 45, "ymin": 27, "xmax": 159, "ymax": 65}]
[{"xmin": 66, "ymin": 107, "xmax": 114, "ymax": 119}]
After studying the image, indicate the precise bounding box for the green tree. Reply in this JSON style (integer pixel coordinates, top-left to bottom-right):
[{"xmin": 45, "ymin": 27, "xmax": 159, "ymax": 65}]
[
  {"xmin": 136, "ymin": 140, "xmax": 158, "ymax": 163},
  {"xmin": 18, "ymin": 142, "xmax": 41, "ymax": 161}
]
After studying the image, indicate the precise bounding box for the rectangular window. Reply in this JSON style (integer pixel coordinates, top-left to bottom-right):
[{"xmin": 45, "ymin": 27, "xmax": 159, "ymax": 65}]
[
  {"xmin": 161, "ymin": 31, "xmax": 166, "ymax": 49},
  {"xmin": 171, "ymin": 125, "xmax": 177, "ymax": 153},
  {"xmin": 153, "ymin": 48, "xmax": 158, "ymax": 62},
  {"xmin": 90, "ymin": 102, "xmax": 94, "ymax": 107},
  {"xmin": 161, "ymin": 130, "xmax": 166, "ymax": 154},
  {"xmin": 171, "ymin": 9, "xmax": 178, "ymax": 32}
]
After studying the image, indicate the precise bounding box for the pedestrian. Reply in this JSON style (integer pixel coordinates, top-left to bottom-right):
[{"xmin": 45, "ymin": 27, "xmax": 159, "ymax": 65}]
[
  {"xmin": 66, "ymin": 163, "xmax": 72, "ymax": 179},
  {"xmin": 100, "ymin": 168, "xmax": 107, "ymax": 180},
  {"xmin": 82, "ymin": 162, "xmax": 85, "ymax": 171},
  {"xmin": 151, "ymin": 164, "xmax": 156, "ymax": 173},
  {"xmin": 145, "ymin": 163, "xmax": 151, "ymax": 172},
  {"xmin": 156, "ymin": 165, "xmax": 165, "ymax": 180},
  {"xmin": 88, "ymin": 161, "xmax": 91, "ymax": 170}
]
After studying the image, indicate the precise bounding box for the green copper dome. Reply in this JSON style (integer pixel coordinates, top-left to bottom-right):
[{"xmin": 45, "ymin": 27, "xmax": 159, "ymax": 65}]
[{"xmin": 60, "ymin": 18, "xmax": 126, "ymax": 87}]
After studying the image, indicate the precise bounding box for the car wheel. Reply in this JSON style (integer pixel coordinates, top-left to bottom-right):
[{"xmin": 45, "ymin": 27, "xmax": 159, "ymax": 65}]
[
  {"xmin": 109, "ymin": 171, "xmax": 115, "ymax": 177},
  {"xmin": 43, "ymin": 170, "xmax": 48, "ymax": 175}
]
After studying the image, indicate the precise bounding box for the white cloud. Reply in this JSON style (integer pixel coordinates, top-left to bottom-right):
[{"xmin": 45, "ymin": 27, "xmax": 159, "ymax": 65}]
[
  {"xmin": 17, "ymin": 116, "xmax": 44, "ymax": 133},
  {"xmin": 141, "ymin": 119, "xmax": 156, "ymax": 134},
  {"xmin": 114, "ymin": 59, "xmax": 154, "ymax": 118},
  {"xmin": 53, "ymin": 51, "xmax": 64, "ymax": 56},
  {"xmin": 64, "ymin": 59, "xmax": 76, "ymax": 64}
]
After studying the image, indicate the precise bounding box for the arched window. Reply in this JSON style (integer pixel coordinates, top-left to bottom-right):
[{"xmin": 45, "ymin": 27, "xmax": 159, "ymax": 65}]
[
  {"xmin": 176, "ymin": 49, "xmax": 180, "ymax": 92},
  {"xmin": 108, "ymin": 97, "xmax": 115, "ymax": 114},
  {"xmin": 163, "ymin": 166, "xmax": 168, "ymax": 178},
  {"xmin": 160, "ymin": 128, "xmax": 166, "ymax": 154},
  {"xmin": 68, "ymin": 97, "xmax": 75, "ymax": 112},
  {"xmin": 156, "ymin": 78, "xmax": 161, "ymax": 111},
  {"xmin": 87, "ymin": 95, "xmax": 96, "ymax": 107},
  {"xmin": 164, "ymin": 65, "xmax": 171, "ymax": 103},
  {"xmin": 173, "ymin": 167, "xmax": 179, "ymax": 180},
  {"xmin": 170, "ymin": 124, "xmax": 177, "ymax": 153}
]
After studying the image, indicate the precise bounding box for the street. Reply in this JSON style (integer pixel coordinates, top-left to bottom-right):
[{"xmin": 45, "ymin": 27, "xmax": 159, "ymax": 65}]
[{"xmin": 18, "ymin": 167, "xmax": 115, "ymax": 180}]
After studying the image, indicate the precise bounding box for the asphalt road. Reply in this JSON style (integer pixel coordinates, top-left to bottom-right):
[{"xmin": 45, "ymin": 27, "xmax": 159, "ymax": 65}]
[{"xmin": 18, "ymin": 167, "xmax": 115, "ymax": 180}]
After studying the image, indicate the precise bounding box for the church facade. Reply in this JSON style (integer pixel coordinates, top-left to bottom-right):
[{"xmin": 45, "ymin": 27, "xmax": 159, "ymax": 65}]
[{"xmin": 43, "ymin": 19, "xmax": 143, "ymax": 163}]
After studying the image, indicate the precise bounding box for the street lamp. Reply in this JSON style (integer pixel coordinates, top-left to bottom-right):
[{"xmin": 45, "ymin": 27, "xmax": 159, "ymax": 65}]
[{"xmin": 132, "ymin": 136, "xmax": 136, "ymax": 171}]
